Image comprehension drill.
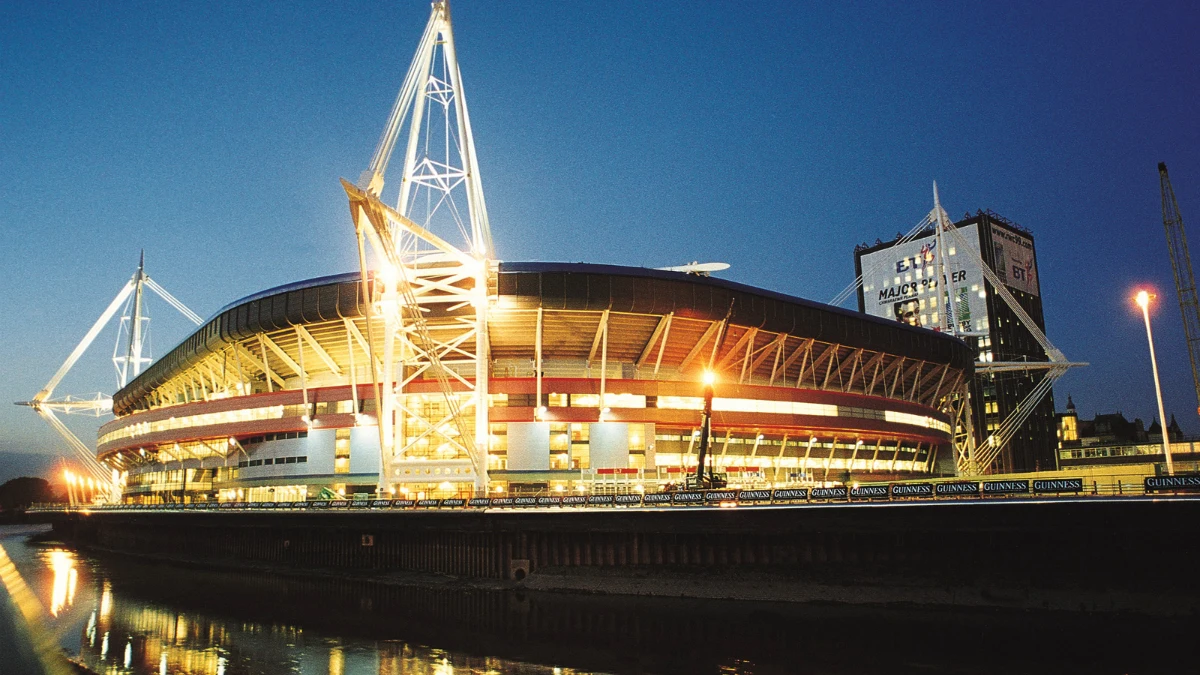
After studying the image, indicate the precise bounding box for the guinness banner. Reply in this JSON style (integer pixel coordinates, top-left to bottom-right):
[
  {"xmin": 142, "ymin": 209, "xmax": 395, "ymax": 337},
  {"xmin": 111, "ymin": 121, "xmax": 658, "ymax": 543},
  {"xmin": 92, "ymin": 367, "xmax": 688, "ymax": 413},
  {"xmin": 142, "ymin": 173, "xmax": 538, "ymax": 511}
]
[
  {"xmin": 703, "ymin": 490, "xmax": 738, "ymax": 502},
  {"xmin": 562, "ymin": 495, "xmax": 588, "ymax": 505},
  {"xmin": 536, "ymin": 496, "xmax": 562, "ymax": 506},
  {"xmin": 811, "ymin": 487, "xmax": 848, "ymax": 500},
  {"xmin": 442, "ymin": 498, "xmax": 466, "ymax": 507},
  {"xmin": 1032, "ymin": 478, "xmax": 1083, "ymax": 493},
  {"xmin": 467, "ymin": 498, "xmax": 491, "ymax": 507},
  {"xmin": 935, "ymin": 481, "xmax": 979, "ymax": 496},
  {"xmin": 738, "ymin": 489, "xmax": 773, "ymax": 502},
  {"xmin": 513, "ymin": 497, "xmax": 537, "ymax": 507},
  {"xmin": 1146, "ymin": 475, "xmax": 1200, "ymax": 491},
  {"xmin": 772, "ymin": 488, "xmax": 809, "ymax": 501},
  {"xmin": 587, "ymin": 495, "xmax": 615, "ymax": 505},
  {"xmin": 392, "ymin": 499, "xmax": 416, "ymax": 508},
  {"xmin": 982, "ymin": 480, "xmax": 1029, "ymax": 495},
  {"xmin": 417, "ymin": 499, "xmax": 442, "ymax": 507},
  {"xmin": 615, "ymin": 494, "xmax": 643, "ymax": 505},
  {"xmin": 672, "ymin": 491, "xmax": 704, "ymax": 503},
  {"xmin": 890, "ymin": 483, "xmax": 933, "ymax": 498},
  {"xmin": 850, "ymin": 485, "xmax": 889, "ymax": 499},
  {"xmin": 643, "ymin": 493, "xmax": 673, "ymax": 504}
]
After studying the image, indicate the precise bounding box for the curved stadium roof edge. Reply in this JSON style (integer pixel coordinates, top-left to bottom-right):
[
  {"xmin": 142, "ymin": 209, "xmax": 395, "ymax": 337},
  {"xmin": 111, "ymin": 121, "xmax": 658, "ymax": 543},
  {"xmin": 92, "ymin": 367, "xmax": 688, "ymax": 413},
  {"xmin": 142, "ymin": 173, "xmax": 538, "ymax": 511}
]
[{"xmin": 114, "ymin": 262, "xmax": 974, "ymax": 415}]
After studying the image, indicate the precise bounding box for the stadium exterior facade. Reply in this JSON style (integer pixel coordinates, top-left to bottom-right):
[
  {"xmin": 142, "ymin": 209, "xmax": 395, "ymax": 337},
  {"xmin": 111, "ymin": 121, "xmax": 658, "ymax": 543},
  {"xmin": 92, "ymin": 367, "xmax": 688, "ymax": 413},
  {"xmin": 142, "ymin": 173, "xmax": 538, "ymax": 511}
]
[{"xmin": 97, "ymin": 262, "xmax": 975, "ymax": 503}]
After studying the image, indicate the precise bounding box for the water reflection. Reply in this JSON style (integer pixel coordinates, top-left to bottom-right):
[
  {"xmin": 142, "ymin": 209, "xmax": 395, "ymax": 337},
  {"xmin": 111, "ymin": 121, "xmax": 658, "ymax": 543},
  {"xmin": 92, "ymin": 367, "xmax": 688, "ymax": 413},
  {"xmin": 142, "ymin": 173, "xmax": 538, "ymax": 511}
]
[
  {"xmin": 47, "ymin": 548, "xmax": 77, "ymax": 617},
  {"xmin": 5, "ymin": 525, "xmax": 1200, "ymax": 674}
]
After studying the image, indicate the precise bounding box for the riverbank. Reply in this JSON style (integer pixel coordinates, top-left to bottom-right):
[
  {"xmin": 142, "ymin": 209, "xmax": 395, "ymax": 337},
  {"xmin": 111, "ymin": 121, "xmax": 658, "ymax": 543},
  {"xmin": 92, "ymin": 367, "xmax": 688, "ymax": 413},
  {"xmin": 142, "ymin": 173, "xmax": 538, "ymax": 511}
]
[{"xmin": 45, "ymin": 533, "xmax": 1196, "ymax": 617}]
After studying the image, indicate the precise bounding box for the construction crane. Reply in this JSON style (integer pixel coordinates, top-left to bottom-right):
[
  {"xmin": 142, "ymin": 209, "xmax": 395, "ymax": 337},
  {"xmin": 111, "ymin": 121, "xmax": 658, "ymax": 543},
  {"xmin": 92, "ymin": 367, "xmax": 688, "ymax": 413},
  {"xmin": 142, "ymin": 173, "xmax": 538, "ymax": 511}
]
[{"xmin": 1158, "ymin": 162, "xmax": 1200, "ymax": 417}]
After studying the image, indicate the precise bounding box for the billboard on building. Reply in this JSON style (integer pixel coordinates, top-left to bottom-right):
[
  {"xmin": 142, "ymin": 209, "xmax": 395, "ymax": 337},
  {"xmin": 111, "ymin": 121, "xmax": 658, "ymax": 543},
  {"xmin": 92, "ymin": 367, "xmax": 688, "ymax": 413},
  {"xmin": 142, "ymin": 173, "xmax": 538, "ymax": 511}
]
[
  {"xmin": 989, "ymin": 226, "xmax": 1039, "ymax": 296},
  {"xmin": 860, "ymin": 225, "xmax": 988, "ymax": 333}
]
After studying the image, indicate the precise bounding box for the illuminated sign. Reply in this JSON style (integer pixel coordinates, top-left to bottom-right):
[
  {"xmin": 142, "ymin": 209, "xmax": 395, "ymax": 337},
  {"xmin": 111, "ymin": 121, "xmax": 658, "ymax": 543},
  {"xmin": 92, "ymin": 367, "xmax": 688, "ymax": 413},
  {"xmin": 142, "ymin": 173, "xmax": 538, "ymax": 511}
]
[
  {"xmin": 982, "ymin": 480, "xmax": 1028, "ymax": 495},
  {"xmin": 859, "ymin": 224, "xmax": 986, "ymax": 333},
  {"xmin": 1032, "ymin": 478, "xmax": 1082, "ymax": 493},
  {"xmin": 772, "ymin": 488, "xmax": 809, "ymax": 500},
  {"xmin": 851, "ymin": 485, "xmax": 889, "ymax": 499},
  {"xmin": 1145, "ymin": 475, "xmax": 1200, "ymax": 491},
  {"xmin": 811, "ymin": 487, "xmax": 848, "ymax": 500},
  {"xmin": 889, "ymin": 483, "xmax": 933, "ymax": 497},
  {"xmin": 704, "ymin": 490, "xmax": 738, "ymax": 502},
  {"xmin": 990, "ymin": 227, "xmax": 1039, "ymax": 296},
  {"xmin": 643, "ymin": 493, "xmax": 673, "ymax": 504},
  {"xmin": 935, "ymin": 482, "xmax": 979, "ymax": 496},
  {"xmin": 738, "ymin": 490, "xmax": 773, "ymax": 502}
]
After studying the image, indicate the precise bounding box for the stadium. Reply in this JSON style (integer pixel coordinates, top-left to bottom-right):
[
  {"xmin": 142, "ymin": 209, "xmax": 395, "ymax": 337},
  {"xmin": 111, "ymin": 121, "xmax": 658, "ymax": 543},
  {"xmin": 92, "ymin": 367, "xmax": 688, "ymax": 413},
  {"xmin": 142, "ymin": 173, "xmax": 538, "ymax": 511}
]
[
  {"xmin": 96, "ymin": 262, "xmax": 974, "ymax": 503},
  {"xmin": 79, "ymin": 3, "xmax": 974, "ymax": 504}
]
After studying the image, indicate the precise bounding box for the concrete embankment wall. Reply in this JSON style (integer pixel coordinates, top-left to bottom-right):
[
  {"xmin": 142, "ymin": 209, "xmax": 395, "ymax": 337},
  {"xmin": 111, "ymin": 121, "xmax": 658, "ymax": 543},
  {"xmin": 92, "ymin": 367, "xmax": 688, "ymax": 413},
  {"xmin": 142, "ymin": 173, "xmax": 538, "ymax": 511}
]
[{"xmin": 49, "ymin": 498, "xmax": 1200, "ymax": 596}]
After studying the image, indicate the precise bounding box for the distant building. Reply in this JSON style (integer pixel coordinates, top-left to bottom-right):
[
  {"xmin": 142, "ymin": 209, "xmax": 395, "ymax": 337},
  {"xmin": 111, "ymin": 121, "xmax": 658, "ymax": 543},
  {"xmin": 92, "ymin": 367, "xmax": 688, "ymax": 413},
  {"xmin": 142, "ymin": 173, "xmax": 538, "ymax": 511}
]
[
  {"xmin": 854, "ymin": 210, "xmax": 1057, "ymax": 473},
  {"xmin": 1056, "ymin": 397, "xmax": 1193, "ymax": 473}
]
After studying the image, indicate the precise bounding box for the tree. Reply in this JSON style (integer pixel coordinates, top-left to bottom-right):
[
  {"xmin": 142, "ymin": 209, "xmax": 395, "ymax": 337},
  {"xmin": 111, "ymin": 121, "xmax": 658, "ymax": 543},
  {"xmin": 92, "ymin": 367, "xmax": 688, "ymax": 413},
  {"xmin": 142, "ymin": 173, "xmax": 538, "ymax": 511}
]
[{"xmin": 0, "ymin": 477, "xmax": 57, "ymax": 511}]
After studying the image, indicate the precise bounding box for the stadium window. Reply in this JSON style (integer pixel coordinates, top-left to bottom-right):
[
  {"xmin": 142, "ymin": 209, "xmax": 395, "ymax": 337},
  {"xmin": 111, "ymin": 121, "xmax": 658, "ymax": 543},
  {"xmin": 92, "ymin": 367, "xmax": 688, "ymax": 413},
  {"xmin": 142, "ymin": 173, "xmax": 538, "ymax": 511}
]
[{"xmin": 570, "ymin": 394, "xmax": 599, "ymax": 407}]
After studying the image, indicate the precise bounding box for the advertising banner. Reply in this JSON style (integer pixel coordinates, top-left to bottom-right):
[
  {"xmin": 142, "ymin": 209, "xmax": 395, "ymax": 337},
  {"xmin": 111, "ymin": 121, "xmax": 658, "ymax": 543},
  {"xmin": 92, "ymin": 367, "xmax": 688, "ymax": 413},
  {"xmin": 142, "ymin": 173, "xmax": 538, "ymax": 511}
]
[
  {"xmin": 859, "ymin": 225, "xmax": 986, "ymax": 333},
  {"xmin": 990, "ymin": 227, "xmax": 1039, "ymax": 296},
  {"xmin": 1032, "ymin": 478, "xmax": 1082, "ymax": 493}
]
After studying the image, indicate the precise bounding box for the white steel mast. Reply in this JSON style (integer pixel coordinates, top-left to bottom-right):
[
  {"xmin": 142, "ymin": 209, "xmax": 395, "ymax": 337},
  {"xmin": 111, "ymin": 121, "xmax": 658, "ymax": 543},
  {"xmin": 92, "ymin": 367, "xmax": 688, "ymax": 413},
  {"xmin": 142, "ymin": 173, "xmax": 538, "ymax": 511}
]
[
  {"xmin": 832, "ymin": 184, "xmax": 1085, "ymax": 475},
  {"xmin": 17, "ymin": 258, "xmax": 203, "ymax": 499},
  {"xmin": 347, "ymin": 0, "xmax": 492, "ymax": 495}
]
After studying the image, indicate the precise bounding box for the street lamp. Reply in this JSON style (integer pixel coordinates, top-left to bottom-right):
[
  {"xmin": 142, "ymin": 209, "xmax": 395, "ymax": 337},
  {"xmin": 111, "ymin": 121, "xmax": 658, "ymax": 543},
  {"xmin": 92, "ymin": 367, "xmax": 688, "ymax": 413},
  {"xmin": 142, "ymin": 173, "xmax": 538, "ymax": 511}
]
[
  {"xmin": 1135, "ymin": 290, "xmax": 1174, "ymax": 476},
  {"xmin": 694, "ymin": 370, "xmax": 716, "ymax": 488}
]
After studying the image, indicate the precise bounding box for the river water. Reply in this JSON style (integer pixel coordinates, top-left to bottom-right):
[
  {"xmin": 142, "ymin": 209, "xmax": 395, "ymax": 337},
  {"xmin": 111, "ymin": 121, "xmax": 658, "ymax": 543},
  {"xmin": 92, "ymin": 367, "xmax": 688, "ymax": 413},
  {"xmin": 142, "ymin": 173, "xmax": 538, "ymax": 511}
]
[{"xmin": 1, "ymin": 524, "xmax": 1197, "ymax": 675}]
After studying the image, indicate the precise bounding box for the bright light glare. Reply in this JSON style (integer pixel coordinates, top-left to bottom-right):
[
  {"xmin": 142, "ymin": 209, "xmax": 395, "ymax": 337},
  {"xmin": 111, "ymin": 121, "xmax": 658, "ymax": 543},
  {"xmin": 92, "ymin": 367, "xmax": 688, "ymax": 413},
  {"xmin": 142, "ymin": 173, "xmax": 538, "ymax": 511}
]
[
  {"xmin": 1135, "ymin": 290, "xmax": 1153, "ymax": 310},
  {"xmin": 702, "ymin": 370, "xmax": 716, "ymax": 386}
]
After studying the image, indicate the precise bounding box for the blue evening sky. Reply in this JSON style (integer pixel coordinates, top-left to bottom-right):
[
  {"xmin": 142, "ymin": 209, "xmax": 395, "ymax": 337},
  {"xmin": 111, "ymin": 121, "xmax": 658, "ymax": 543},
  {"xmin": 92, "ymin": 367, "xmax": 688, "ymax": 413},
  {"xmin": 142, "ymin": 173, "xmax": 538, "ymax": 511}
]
[{"xmin": 1, "ymin": 1, "xmax": 1198, "ymax": 481}]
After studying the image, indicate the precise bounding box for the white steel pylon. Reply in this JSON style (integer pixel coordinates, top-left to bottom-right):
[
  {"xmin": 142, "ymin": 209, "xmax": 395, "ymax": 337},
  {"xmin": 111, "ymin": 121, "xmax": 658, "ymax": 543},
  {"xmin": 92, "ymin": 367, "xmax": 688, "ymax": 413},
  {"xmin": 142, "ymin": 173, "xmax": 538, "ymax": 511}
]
[
  {"xmin": 16, "ymin": 256, "xmax": 202, "ymax": 497},
  {"xmin": 930, "ymin": 184, "xmax": 1085, "ymax": 474},
  {"xmin": 832, "ymin": 184, "xmax": 1085, "ymax": 475},
  {"xmin": 346, "ymin": 0, "xmax": 492, "ymax": 494}
]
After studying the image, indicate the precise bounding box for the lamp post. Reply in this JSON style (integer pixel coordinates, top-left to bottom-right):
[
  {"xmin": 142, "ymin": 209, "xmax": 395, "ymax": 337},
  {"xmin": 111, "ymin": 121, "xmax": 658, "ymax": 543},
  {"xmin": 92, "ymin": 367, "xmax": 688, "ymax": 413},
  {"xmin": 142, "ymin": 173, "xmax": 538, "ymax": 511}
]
[
  {"xmin": 694, "ymin": 370, "xmax": 716, "ymax": 488},
  {"xmin": 1136, "ymin": 290, "xmax": 1174, "ymax": 476}
]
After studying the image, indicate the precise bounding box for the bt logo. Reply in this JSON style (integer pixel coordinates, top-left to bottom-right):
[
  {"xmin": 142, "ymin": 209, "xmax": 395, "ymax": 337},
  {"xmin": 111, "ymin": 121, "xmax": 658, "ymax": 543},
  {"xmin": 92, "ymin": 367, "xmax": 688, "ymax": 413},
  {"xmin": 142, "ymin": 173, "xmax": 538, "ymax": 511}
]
[{"xmin": 895, "ymin": 240, "xmax": 937, "ymax": 273}]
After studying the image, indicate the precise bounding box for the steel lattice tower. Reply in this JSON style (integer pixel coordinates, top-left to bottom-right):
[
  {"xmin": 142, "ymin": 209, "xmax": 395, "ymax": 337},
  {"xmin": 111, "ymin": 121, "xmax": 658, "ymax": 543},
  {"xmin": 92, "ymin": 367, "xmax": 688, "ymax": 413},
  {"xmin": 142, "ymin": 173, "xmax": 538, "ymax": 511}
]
[{"xmin": 1158, "ymin": 162, "xmax": 1200, "ymax": 417}]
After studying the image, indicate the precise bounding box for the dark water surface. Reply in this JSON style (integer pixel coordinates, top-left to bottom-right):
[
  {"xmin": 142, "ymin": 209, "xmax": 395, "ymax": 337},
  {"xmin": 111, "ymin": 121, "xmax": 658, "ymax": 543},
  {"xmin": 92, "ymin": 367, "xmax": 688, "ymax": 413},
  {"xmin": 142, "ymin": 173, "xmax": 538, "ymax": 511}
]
[{"xmin": 1, "ymin": 524, "xmax": 1196, "ymax": 675}]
